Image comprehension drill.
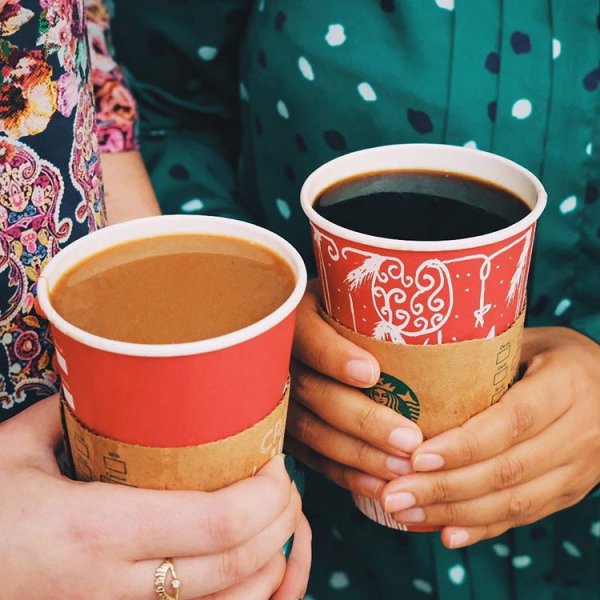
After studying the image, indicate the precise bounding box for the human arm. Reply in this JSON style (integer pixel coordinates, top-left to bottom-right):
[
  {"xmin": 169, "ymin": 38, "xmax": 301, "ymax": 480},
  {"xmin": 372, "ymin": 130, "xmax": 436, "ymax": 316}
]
[
  {"xmin": 86, "ymin": 0, "xmax": 161, "ymax": 223},
  {"xmin": 111, "ymin": 0, "xmax": 256, "ymax": 221},
  {"xmin": 100, "ymin": 151, "xmax": 161, "ymax": 224}
]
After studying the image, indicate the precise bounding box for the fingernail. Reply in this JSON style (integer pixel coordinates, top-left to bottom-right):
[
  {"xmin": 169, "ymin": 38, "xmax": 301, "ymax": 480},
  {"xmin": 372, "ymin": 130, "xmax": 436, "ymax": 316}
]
[
  {"xmin": 356, "ymin": 473, "xmax": 384, "ymax": 496},
  {"xmin": 413, "ymin": 453, "xmax": 445, "ymax": 472},
  {"xmin": 385, "ymin": 456, "xmax": 413, "ymax": 476},
  {"xmin": 449, "ymin": 529, "xmax": 470, "ymax": 548},
  {"xmin": 395, "ymin": 507, "xmax": 425, "ymax": 523},
  {"xmin": 346, "ymin": 359, "xmax": 377, "ymax": 385},
  {"xmin": 389, "ymin": 428, "xmax": 422, "ymax": 453},
  {"xmin": 384, "ymin": 491, "xmax": 416, "ymax": 513}
]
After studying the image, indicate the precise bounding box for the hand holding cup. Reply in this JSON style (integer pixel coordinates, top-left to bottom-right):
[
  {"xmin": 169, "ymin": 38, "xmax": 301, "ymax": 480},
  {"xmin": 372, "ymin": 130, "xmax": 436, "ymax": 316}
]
[
  {"xmin": 0, "ymin": 395, "xmax": 310, "ymax": 599},
  {"xmin": 380, "ymin": 326, "xmax": 600, "ymax": 547},
  {"xmin": 286, "ymin": 281, "xmax": 423, "ymax": 499}
]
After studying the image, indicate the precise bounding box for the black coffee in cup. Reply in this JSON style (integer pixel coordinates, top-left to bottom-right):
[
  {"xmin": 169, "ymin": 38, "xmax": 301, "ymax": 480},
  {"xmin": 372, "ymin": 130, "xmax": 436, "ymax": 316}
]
[{"xmin": 315, "ymin": 170, "xmax": 530, "ymax": 241}]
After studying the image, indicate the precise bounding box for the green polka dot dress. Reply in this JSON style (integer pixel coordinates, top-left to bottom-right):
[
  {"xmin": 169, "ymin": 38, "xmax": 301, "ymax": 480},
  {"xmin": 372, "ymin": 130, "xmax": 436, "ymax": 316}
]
[{"xmin": 113, "ymin": 1, "xmax": 600, "ymax": 597}]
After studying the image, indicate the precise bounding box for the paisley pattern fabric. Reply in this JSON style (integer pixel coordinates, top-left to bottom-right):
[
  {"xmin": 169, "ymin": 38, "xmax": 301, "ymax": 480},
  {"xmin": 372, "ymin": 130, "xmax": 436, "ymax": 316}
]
[
  {"xmin": 113, "ymin": 1, "xmax": 599, "ymax": 598},
  {"xmin": 0, "ymin": 0, "xmax": 137, "ymax": 416}
]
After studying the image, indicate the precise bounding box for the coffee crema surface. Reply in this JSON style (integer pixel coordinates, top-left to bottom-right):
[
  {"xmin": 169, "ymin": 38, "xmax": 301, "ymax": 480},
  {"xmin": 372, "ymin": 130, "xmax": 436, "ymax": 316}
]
[
  {"xmin": 51, "ymin": 235, "xmax": 296, "ymax": 344},
  {"xmin": 315, "ymin": 170, "xmax": 530, "ymax": 241}
]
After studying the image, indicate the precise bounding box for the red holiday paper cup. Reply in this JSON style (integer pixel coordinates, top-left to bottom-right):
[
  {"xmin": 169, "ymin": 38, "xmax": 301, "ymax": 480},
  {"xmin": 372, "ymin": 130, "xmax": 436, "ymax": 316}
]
[
  {"xmin": 301, "ymin": 144, "xmax": 546, "ymax": 530},
  {"xmin": 37, "ymin": 215, "xmax": 307, "ymax": 447},
  {"xmin": 301, "ymin": 144, "xmax": 546, "ymax": 344}
]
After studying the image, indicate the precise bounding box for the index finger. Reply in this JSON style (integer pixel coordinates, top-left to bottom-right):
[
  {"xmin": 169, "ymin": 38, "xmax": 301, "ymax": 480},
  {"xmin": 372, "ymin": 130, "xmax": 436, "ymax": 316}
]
[
  {"xmin": 293, "ymin": 281, "xmax": 379, "ymax": 388},
  {"xmin": 78, "ymin": 455, "xmax": 294, "ymax": 559},
  {"xmin": 411, "ymin": 352, "xmax": 572, "ymax": 472},
  {"xmin": 291, "ymin": 361, "xmax": 422, "ymax": 456}
]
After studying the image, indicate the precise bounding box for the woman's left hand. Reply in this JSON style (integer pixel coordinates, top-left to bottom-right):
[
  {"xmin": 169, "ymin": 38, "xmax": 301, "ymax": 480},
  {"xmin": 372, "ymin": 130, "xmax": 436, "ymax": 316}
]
[{"xmin": 380, "ymin": 326, "xmax": 600, "ymax": 549}]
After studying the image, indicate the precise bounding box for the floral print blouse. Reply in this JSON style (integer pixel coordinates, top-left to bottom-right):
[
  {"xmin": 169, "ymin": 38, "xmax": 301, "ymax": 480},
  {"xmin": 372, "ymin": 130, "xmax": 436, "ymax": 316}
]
[{"xmin": 0, "ymin": 0, "xmax": 137, "ymax": 418}]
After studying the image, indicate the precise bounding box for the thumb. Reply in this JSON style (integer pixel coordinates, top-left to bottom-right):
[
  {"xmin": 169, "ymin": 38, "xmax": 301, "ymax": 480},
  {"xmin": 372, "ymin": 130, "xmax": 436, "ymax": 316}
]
[{"xmin": 1, "ymin": 393, "xmax": 63, "ymax": 464}]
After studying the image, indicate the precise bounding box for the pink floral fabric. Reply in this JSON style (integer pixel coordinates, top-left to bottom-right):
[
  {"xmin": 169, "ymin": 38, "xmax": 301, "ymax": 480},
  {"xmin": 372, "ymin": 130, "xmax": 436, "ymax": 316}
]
[
  {"xmin": 86, "ymin": 0, "xmax": 137, "ymax": 152},
  {"xmin": 0, "ymin": 0, "xmax": 136, "ymax": 417}
]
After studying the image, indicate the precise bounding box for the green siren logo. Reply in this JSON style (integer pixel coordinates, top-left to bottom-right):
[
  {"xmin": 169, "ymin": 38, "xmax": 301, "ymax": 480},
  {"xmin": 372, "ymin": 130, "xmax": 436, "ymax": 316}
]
[{"xmin": 364, "ymin": 373, "xmax": 420, "ymax": 423}]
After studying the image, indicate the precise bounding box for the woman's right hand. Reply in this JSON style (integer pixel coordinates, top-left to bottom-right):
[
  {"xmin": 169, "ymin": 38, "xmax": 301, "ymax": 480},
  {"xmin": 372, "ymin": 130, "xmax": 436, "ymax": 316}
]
[
  {"xmin": 1, "ymin": 395, "xmax": 305, "ymax": 599},
  {"xmin": 286, "ymin": 281, "xmax": 423, "ymax": 499}
]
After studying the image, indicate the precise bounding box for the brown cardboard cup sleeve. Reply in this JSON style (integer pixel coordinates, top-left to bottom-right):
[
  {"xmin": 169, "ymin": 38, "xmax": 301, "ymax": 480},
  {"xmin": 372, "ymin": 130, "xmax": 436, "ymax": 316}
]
[
  {"xmin": 320, "ymin": 310, "xmax": 525, "ymax": 530},
  {"xmin": 62, "ymin": 383, "xmax": 290, "ymax": 492},
  {"xmin": 321, "ymin": 310, "xmax": 525, "ymax": 439}
]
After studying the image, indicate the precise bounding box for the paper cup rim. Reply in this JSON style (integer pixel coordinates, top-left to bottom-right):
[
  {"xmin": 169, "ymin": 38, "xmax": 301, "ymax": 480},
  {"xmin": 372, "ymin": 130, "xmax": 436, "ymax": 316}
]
[
  {"xmin": 300, "ymin": 143, "xmax": 547, "ymax": 252},
  {"xmin": 37, "ymin": 215, "xmax": 307, "ymax": 357}
]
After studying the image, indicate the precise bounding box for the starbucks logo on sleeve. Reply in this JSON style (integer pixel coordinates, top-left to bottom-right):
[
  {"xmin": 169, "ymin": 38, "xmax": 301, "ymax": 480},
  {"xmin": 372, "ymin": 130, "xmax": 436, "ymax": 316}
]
[{"xmin": 364, "ymin": 373, "xmax": 420, "ymax": 422}]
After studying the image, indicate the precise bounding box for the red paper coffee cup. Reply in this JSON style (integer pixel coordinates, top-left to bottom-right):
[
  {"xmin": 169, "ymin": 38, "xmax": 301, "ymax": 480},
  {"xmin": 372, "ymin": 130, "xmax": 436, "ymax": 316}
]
[
  {"xmin": 37, "ymin": 215, "xmax": 307, "ymax": 447},
  {"xmin": 301, "ymin": 144, "xmax": 546, "ymax": 530},
  {"xmin": 301, "ymin": 144, "xmax": 546, "ymax": 344}
]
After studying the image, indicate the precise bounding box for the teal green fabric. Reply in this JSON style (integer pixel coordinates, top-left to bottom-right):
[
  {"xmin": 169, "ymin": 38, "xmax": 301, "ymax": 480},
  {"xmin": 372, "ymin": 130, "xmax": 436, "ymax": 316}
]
[{"xmin": 113, "ymin": 2, "xmax": 599, "ymax": 598}]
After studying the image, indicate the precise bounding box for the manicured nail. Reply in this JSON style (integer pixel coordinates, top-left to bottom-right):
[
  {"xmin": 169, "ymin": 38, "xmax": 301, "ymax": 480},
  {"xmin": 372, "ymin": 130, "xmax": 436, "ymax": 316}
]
[
  {"xmin": 356, "ymin": 473, "xmax": 384, "ymax": 496},
  {"xmin": 395, "ymin": 507, "xmax": 425, "ymax": 523},
  {"xmin": 346, "ymin": 359, "xmax": 377, "ymax": 385},
  {"xmin": 385, "ymin": 456, "xmax": 413, "ymax": 476},
  {"xmin": 449, "ymin": 529, "xmax": 470, "ymax": 548},
  {"xmin": 413, "ymin": 453, "xmax": 445, "ymax": 471},
  {"xmin": 384, "ymin": 491, "xmax": 416, "ymax": 513},
  {"xmin": 389, "ymin": 428, "xmax": 422, "ymax": 453}
]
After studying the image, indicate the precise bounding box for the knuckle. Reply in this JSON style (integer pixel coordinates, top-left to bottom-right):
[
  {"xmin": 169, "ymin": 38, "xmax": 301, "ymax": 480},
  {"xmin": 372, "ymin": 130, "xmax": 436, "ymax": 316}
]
[
  {"xmin": 260, "ymin": 471, "xmax": 292, "ymax": 514},
  {"xmin": 559, "ymin": 490, "xmax": 583, "ymax": 509},
  {"xmin": 510, "ymin": 403, "xmax": 535, "ymax": 439},
  {"xmin": 64, "ymin": 490, "xmax": 110, "ymax": 552},
  {"xmin": 431, "ymin": 477, "xmax": 451, "ymax": 503},
  {"xmin": 353, "ymin": 439, "xmax": 373, "ymax": 467},
  {"xmin": 506, "ymin": 493, "xmax": 533, "ymax": 522},
  {"xmin": 292, "ymin": 367, "xmax": 330, "ymax": 415},
  {"xmin": 314, "ymin": 338, "xmax": 336, "ymax": 374},
  {"xmin": 338, "ymin": 467, "xmax": 354, "ymax": 492},
  {"xmin": 442, "ymin": 501, "xmax": 459, "ymax": 524},
  {"xmin": 206, "ymin": 504, "xmax": 238, "ymax": 549},
  {"xmin": 356, "ymin": 404, "xmax": 379, "ymax": 440},
  {"xmin": 294, "ymin": 409, "xmax": 318, "ymax": 446},
  {"xmin": 64, "ymin": 513, "xmax": 103, "ymax": 552},
  {"xmin": 291, "ymin": 365, "xmax": 316, "ymax": 401},
  {"xmin": 480, "ymin": 523, "xmax": 494, "ymax": 541},
  {"xmin": 493, "ymin": 455, "xmax": 525, "ymax": 490},
  {"xmin": 457, "ymin": 428, "xmax": 480, "ymax": 463},
  {"xmin": 481, "ymin": 522, "xmax": 507, "ymax": 541},
  {"xmin": 338, "ymin": 465, "xmax": 370, "ymax": 495},
  {"xmin": 561, "ymin": 361, "xmax": 586, "ymax": 407},
  {"xmin": 220, "ymin": 546, "xmax": 246, "ymax": 584}
]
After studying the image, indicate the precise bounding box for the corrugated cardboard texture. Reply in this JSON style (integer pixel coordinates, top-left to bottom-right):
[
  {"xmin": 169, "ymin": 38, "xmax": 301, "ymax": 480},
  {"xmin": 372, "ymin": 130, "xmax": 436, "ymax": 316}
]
[
  {"xmin": 353, "ymin": 494, "xmax": 408, "ymax": 531},
  {"xmin": 62, "ymin": 383, "xmax": 289, "ymax": 492},
  {"xmin": 322, "ymin": 310, "xmax": 525, "ymax": 439}
]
